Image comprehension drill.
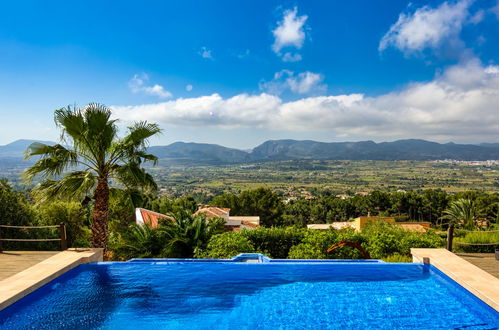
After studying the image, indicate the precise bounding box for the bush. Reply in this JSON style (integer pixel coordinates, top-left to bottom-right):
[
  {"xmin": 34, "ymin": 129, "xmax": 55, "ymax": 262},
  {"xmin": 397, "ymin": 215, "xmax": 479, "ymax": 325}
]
[
  {"xmin": 195, "ymin": 232, "xmax": 255, "ymax": 259},
  {"xmin": 288, "ymin": 229, "xmax": 365, "ymax": 259},
  {"xmin": 383, "ymin": 253, "xmax": 413, "ymax": 263},
  {"xmin": 110, "ymin": 224, "xmax": 172, "ymax": 260},
  {"xmin": 241, "ymin": 227, "xmax": 305, "ymax": 259},
  {"xmin": 361, "ymin": 221, "xmax": 443, "ymax": 259},
  {"xmin": 454, "ymin": 231, "xmax": 499, "ymax": 253},
  {"xmin": 361, "ymin": 222, "xmax": 404, "ymax": 258},
  {"xmin": 37, "ymin": 201, "xmax": 91, "ymax": 248}
]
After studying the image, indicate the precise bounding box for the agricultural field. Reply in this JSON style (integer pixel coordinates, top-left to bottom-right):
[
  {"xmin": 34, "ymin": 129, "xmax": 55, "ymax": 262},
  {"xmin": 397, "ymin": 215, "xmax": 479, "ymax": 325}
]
[{"xmin": 147, "ymin": 160, "xmax": 499, "ymax": 199}]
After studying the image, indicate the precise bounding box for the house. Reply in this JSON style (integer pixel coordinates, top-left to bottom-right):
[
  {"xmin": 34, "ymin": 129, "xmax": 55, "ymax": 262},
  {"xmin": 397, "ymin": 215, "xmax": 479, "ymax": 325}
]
[
  {"xmin": 135, "ymin": 208, "xmax": 174, "ymax": 228},
  {"xmin": 194, "ymin": 206, "xmax": 230, "ymax": 221},
  {"xmin": 307, "ymin": 223, "xmax": 355, "ymax": 230},
  {"xmin": 307, "ymin": 216, "xmax": 431, "ymax": 232},
  {"xmin": 194, "ymin": 206, "xmax": 260, "ymax": 231}
]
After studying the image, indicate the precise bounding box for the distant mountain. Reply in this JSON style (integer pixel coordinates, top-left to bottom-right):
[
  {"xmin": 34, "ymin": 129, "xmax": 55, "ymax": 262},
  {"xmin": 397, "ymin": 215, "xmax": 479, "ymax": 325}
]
[
  {"xmin": 148, "ymin": 142, "xmax": 250, "ymax": 165},
  {"xmin": 2, "ymin": 139, "xmax": 499, "ymax": 168},
  {"xmin": 0, "ymin": 139, "xmax": 55, "ymax": 158},
  {"xmin": 249, "ymin": 139, "xmax": 499, "ymax": 161},
  {"xmin": 480, "ymin": 143, "xmax": 499, "ymax": 148}
]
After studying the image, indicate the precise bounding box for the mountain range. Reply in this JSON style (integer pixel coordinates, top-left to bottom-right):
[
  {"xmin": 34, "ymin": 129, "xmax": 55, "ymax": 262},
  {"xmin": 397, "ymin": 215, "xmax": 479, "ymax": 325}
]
[{"xmin": 2, "ymin": 139, "xmax": 499, "ymax": 167}]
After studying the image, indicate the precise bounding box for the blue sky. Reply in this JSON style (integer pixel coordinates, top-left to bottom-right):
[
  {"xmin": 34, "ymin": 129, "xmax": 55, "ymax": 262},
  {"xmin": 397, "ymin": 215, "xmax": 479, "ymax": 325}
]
[{"xmin": 0, "ymin": 0, "xmax": 499, "ymax": 148}]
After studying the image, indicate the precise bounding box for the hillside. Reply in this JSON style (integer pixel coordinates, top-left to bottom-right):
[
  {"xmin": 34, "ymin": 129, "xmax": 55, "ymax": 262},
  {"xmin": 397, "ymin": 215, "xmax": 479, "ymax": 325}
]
[
  {"xmin": 0, "ymin": 139, "xmax": 55, "ymax": 158},
  {"xmin": 2, "ymin": 139, "xmax": 499, "ymax": 167}
]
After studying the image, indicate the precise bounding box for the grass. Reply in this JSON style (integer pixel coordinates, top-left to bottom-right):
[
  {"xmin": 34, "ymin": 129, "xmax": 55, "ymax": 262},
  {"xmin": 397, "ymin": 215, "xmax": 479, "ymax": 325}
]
[
  {"xmin": 146, "ymin": 160, "xmax": 499, "ymax": 198},
  {"xmin": 454, "ymin": 230, "xmax": 499, "ymax": 253}
]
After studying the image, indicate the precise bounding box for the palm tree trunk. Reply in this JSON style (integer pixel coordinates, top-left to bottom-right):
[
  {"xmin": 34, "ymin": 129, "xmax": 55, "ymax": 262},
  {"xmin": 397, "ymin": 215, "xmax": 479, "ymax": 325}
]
[
  {"xmin": 446, "ymin": 223, "xmax": 454, "ymax": 252},
  {"xmin": 92, "ymin": 177, "xmax": 109, "ymax": 249}
]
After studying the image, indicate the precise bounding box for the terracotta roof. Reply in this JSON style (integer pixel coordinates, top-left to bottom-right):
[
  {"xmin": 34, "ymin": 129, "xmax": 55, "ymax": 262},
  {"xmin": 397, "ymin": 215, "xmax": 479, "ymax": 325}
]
[
  {"xmin": 241, "ymin": 221, "xmax": 260, "ymax": 228},
  {"xmin": 194, "ymin": 207, "xmax": 230, "ymax": 218},
  {"xmin": 135, "ymin": 208, "xmax": 174, "ymax": 228},
  {"xmin": 399, "ymin": 223, "xmax": 427, "ymax": 232}
]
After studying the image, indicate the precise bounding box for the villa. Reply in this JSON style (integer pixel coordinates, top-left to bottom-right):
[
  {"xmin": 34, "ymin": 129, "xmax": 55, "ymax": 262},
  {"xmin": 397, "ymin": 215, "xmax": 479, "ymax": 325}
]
[
  {"xmin": 135, "ymin": 206, "xmax": 260, "ymax": 231},
  {"xmin": 194, "ymin": 206, "xmax": 260, "ymax": 231},
  {"xmin": 307, "ymin": 216, "xmax": 431, "ymax": 232}
]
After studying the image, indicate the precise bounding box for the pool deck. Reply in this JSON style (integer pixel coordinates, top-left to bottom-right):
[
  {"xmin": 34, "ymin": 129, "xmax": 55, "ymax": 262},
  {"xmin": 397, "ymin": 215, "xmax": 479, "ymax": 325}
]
[
  {"xmin": 0, "ymin": 251, "xmax": 59, "ymax": 281},
  {"xmin": 412, "ymin": 248, "xmax": 499, "ymax": 312},
  {"xmin": 455, "ymin": 253, "xmax": 499, "ymax": 279},
  {"xmin": 0, "ymin": 249, "xmax": 102, "ymax": 311}
]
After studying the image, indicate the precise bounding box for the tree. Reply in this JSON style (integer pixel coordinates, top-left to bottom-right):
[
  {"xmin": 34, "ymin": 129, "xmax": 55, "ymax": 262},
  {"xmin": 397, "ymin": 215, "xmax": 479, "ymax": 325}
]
[
  {"xmin": 211, "ymin": 188, "xmax": 284, "ymax": 227},
  {"xmin": 0, "ymin": 179, "xmax": 37, "ymax": 249},
  {"xmin": 442, "ymin": 198, "xmax": 479, "ymax": 251},
  {"xmin": 164, "ymin": 211, "xmax": 224, "ymax": 257},
  {"xmin": 25, "ymin": 103, "xmax": 161, "ymax": 250},
  {"xmin": 111, "ymin": 212, "xmax": 224, "ymax": 259},
  {"xmin": 37, "ymin": 200, "xmax": 90, "ymax": 247},
  {"xmin": 0, "ymin": 179, "xmax": 35, "ymax": 227}
]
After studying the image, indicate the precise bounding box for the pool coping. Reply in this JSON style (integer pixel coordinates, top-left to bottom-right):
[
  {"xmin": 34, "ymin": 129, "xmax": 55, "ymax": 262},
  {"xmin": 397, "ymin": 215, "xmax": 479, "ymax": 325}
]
[
  {"xmin": 0, "ymin": 248, "xmax": 103, "ymax": 311},
  {"xmin": 411, "ymin": 248, "xmax": 499, "ymax": 312}
]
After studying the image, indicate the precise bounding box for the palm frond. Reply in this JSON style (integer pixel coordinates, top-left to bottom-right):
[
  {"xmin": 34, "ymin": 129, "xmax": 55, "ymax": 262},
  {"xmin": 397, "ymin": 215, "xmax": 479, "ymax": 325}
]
[
  {"xmin": 109, "ymin": 122, "xmax": 161, "ymax": 166},
  {"xmin": 34, "ymin": 171, "xmax": 96, "ymax": 201},
  {"xmin": 123, "ymin": 121, "xmax": 162, "ymax": 149},
  {"xmin": 113, "ymin": 162, "xmax": 158, "ymax": 192},
  {"xmin": 83, "ymin": 103, "xmax": 117, "ymax": 155},
  {"xmin": 24, "ymin": 143, "xmax": 79, "ymax": 181}
]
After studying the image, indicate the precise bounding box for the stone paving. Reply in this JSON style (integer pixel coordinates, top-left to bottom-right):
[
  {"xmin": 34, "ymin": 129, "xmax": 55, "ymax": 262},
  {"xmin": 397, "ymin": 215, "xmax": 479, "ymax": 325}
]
[
  {"xmin": 0, "ymin": 249, "xmax": 102, "ymax": 310},
  {"xmin": 0, "ymin": 251, "xmax": 59, "ymax": 281},
  {"xmin": 456, "ymin": 253, "xmax": 499, "ymax": 279}
]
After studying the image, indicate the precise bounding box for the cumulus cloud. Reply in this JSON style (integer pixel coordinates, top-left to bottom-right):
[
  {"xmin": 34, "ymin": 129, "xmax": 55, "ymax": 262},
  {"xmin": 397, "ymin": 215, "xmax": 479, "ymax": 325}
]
[
  {"xmin": 128, "ymin": 74, "xmax": 172, "ymax": 98},
  {"xmin": 272, "ymin": 7, "xmax": 307, "ymax": 61},
  {"xmin": 114, "ymin": 60, "xmax": 499, "ymax": 141},
  {"xmin": 379, "ymin": 0, "xmax": 471, "ymax": 56},
  {"xmin": 260, "ymin": 70, "xmax": 326, "ymax": 95},
  {"xmin": 491, "ymin": 1, "xmax": 499, "ymax": 19},
  {"xmin": 282, "ymin": 52, "xmax": 302, "ymax": 62},
  {"xmin": 199, "ymin": 46, "xmax": 213, "ymax": 59}
]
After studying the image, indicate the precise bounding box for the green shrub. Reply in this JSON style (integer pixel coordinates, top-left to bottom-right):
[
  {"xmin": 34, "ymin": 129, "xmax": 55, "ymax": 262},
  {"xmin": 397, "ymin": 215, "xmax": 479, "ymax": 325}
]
[
  {"xmin": 37, "ymin": 201, "xmax": 91, "ymax": 248},
  {"xmin": 196, "ymin": 232, "xmax": 255, "ymax": 259},
  {"xmin": 288, "ymin": 229, "xmax": 365, "ymax": 259},
  {"xmin": 454, "ymin": 230, "xmax": 499, "ymax": 253},
  {"xmin": 241, "ymin": 227, "xmax": 305, "ymax": 259},
  {"xmin": 288, "ymin": 243, "xmax": 326, "ymax": 259},
  {"xmin": 361, "ymin": 221, "xmax": 443, "ymax": 259},
  {"xmin": 383, "ymin": 253, "xmax": 413, "ymax": 263},
  {"xmin": 110, "ymin": 224, "xmax": 173, "ymax": 260}
]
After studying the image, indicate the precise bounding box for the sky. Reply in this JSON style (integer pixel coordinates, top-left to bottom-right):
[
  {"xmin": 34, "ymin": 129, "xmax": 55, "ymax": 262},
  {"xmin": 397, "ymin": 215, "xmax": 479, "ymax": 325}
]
[{"xmin": 0, "ymin": 0, "xmax": 499, "ymax": 148}]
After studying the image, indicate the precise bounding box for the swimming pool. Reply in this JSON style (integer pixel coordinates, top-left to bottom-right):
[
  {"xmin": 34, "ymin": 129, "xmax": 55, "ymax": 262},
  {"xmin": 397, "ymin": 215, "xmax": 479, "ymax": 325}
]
[{"xmin": 0, "ymin": 259, "xmax": 497, "ymax": 329}]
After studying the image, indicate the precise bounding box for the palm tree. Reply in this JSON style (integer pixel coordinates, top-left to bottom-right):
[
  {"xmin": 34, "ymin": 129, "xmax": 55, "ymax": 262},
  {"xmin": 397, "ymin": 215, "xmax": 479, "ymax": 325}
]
[
  {"xmin": 111, "ymin": 213, "xmax": 224, "ymax": 259},
  {"xmin": 442, "ymin": 198, "xmax": 478, "ymax": 251},
  {"xmin": 164, "ymin": 211, "xmax": 224, "ymax": 257},
  {"xmin": 25, "ymin": 103, "xmax": 161, "ymax": 250}
]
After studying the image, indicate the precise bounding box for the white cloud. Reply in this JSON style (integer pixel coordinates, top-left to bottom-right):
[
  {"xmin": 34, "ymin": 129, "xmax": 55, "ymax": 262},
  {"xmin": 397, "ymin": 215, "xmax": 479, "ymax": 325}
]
[
  {"xmin": 282, "ymin": 52, "xmax": 302, "ymax": 62},
  {"xmin": 287, "ymin": 72, "xmax": 326, "ymax": 94},
  {"xmin": 237, "ymin": 49, "xmax": 250, "ymax": 59},
  {"xmin": 199, "ymin": 46, "xmax": 213, "ymax": 59},
  {"xmin": 491, "ymin": 1, "xmax": 499, "ymax": 19},
  {"xmin": 128, "ymin": 74, "xmax": 172, "ymax": 99},
  {"xmin": 272, "ymin": 7, "xmax": 307, "ymax": 61},
  {"xmin": 469, "ymin": 9, "xmax": 484, "ymax": 24},
  {"xmin": 379, "ymin": 0, "xmax": 471, "ymax": 56},
  {"xmin": 114, "ymin": 60, "xmax": 499, "ymax": 142},
  {"xmin": 260, "ymin": 70, "xmax": 326, "ymax": 95},
  {"xmin": 185, "ymin": 84, "xmax": 193, "ymax": 92}
]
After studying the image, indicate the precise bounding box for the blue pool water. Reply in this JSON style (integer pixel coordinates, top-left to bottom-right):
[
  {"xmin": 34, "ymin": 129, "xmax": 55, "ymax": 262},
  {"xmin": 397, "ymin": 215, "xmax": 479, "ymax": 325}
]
[{"xmin": 0, "ymin": 261, "xmax": 497, "ymax": 329}]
